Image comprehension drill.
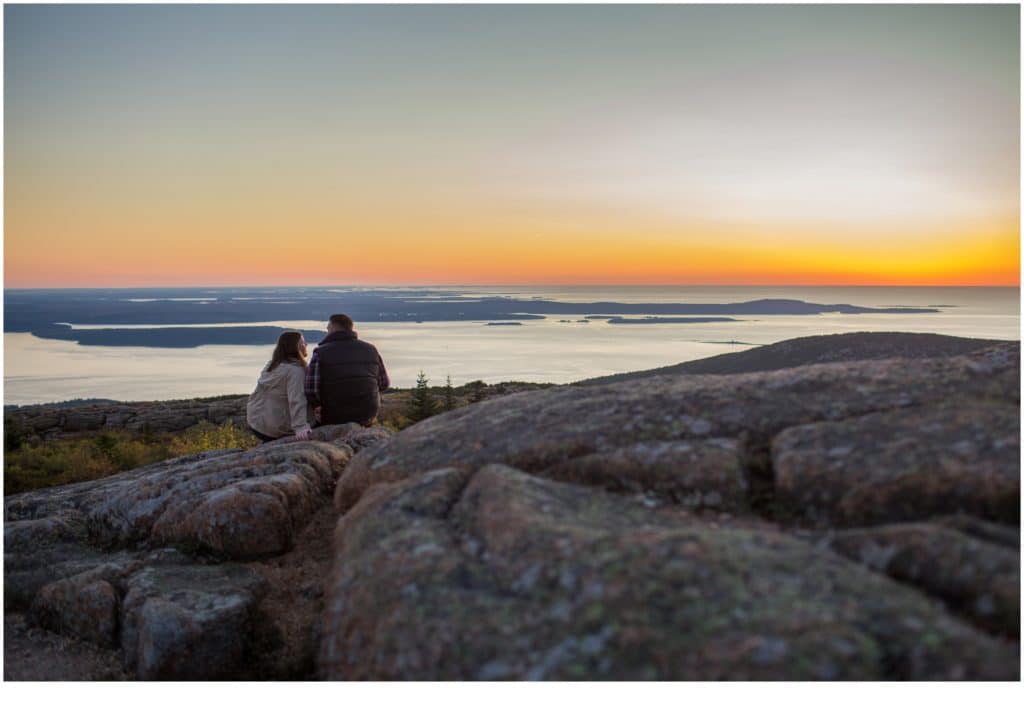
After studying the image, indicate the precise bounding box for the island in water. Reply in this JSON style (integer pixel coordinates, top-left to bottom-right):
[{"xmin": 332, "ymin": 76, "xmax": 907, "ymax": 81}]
[{"xmin": 5, "ymin": 287, "xmax": 942, "ymax": 348}]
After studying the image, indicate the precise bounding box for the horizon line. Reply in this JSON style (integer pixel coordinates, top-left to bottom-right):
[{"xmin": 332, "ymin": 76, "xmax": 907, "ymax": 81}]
[{"xmin": 4, "ymin": 283, "xmax": 1021, "ymax": 292}]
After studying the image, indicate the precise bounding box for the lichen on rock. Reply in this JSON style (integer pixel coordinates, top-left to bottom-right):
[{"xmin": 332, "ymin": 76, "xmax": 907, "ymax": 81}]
[
  {"xmin": 4, "ymin": 423, "xmax": 390, "ymax": 680},
  {"xmin": 321, "ymin": 343, "xmax": 1019, "ymax": 680},
  {"xmin": 319, "ymin": 464, "xmax": 1017, "ymax": 680}
]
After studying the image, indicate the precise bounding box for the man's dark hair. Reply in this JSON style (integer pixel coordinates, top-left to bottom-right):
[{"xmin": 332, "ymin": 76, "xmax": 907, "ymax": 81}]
[{"xmin": 329, "ymin": 314, "xmax": 354, "ymax": 331}]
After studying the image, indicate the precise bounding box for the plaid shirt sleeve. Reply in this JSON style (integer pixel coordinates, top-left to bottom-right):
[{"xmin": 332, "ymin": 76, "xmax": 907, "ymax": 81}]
[
  {"xmin": 377, "ymin": 353, "xmax": 390, "ymax": 392},
  {"xmin": 305, "ymin": 349, "xmax": 321, "ymax": 405}
]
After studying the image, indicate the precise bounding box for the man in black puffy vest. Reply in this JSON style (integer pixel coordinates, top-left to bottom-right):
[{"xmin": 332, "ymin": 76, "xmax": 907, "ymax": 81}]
[{"xmin": 304, "ymin": 314, "xmax": 390, "ymax": 426}]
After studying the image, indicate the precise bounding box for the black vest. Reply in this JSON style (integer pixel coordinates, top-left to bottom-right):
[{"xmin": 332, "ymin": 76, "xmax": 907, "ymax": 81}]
[{"xmin": 315, "ymin": 330, "xmax": 382, "ymax": 425}]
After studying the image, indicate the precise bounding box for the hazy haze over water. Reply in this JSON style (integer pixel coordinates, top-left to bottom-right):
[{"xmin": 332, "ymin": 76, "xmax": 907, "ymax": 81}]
[{"xmin": 3, "ymin": 286, "xmax": 1018, "ymax": 405}]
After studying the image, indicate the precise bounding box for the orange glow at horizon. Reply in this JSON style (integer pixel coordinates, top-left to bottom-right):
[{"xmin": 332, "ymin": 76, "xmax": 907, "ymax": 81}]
[
  {"xmin": 4, "ymin": 5, "xmax": 1019, "ymax": 290},
  {"xmin": 4, "ymin": 200, "xmax": 1018, "ymax": 288},
  {"xmin": 4, "ymin": 138, "xmax": 1018, "ymax": 288}
]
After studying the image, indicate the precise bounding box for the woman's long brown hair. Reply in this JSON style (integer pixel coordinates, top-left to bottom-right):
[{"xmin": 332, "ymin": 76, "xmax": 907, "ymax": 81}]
[{"xmin": 266, "ymin": 331, "xmax": 307, "ymax": 372}]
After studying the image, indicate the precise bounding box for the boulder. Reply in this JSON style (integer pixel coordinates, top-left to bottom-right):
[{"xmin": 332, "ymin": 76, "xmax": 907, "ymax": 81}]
[
  {"xmin": 309, "ymin": 423, "xmax": 393, "ymax": 450},
  {"xmin": 120, "ymin": 563, "xmax": 268, "ymax": 681},
  {"xmin": 145, "ymin": 443, "xmax": 352, "ymax": 559},
  {"xmin": 773, "ymin": 401, "xmax": 1019, "ymax": 526},
  {"xmin": 320, "ymin": 344, "xmax": 1018, "ymax": 680},
  {"xmin": 5, "ymin": 540, "xmax": 135, "ymax": 612},
  {"xmin": 4, "ymin": 425, "xmax": 390, "ymax": 680},
  {"xmin": 318, "ymin": 464, "xmax": 1016, "ymax": 680},
  {"xmin": 4, "ymin": 510, "xmax": 88, "ymax": 551},
  {"xmin": 335, "ymin": 345, "xmax": 1019, "ymax": 519},
  {"xmin": 537, "ymin": 438, "xmax": 745, "ymax": 511},
  {"xmin": 827, "ymin": 523, "xmax": 1020, "ymax": 637},
  {"xmin": 31, "ymin": 574, "xmax": 121, "ymax": 646},
  {"xmin": 6, "ymin": 441, "xmax": 353, "ymax": 559}
]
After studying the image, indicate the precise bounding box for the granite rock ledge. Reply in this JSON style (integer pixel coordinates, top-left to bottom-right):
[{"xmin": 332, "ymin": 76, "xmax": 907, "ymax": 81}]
[
  {"xmin": 4, "ymin": 423, "xmax": 391, "ymax": 680},
  {"xmin": 321, "ymin": 344, "xmax": 1019, "ymax": 680}
]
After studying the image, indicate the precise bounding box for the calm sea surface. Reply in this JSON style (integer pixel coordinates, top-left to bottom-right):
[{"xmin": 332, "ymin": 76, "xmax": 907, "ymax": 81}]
[{"xmin": 4, "ymin": 286, "xmax": 1019, "ymax": 405}]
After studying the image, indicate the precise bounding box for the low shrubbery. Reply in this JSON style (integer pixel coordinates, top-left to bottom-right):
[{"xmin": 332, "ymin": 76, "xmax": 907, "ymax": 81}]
[
  {"xmin": 4, "ymin": 421, "xmax": 258, "ymax": 495},
  {"xmin": 383, "ymin": 375, "xmax": 555, "ymax": 429},
  {"xmin": 3, "ymin": 379, "xmax": 557, "ymax": 495}
]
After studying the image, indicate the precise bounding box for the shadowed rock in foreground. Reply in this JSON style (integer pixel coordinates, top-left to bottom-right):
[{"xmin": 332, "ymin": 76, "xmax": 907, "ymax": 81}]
[
  {"xmin": 322, "ymin": 465, "xmax": 1015, "ymax": 680},
  {"xmin": 4, "ymin": 424, "xmax": 391, "ymax": 680},
  {"xmin": 323, "ymin": 341, "xmax": 1019, "ymax": 680}
]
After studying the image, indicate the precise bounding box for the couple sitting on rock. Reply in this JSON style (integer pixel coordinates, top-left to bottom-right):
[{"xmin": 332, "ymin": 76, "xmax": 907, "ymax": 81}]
[{"xmin": 245, "ymin": 313, "xmax": 390, "ymax": 442}]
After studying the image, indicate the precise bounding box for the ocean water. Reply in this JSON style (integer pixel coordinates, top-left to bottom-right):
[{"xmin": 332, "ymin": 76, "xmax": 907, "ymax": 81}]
[{"xmin": 3, "ymin": 286, "xmax": 1018, "ymax": 405}]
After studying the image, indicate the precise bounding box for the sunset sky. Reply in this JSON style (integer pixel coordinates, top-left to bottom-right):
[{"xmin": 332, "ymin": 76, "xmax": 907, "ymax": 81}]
[{"xmin": 3, "ymin": 4, "xmax": 1020, "ymax": 288}]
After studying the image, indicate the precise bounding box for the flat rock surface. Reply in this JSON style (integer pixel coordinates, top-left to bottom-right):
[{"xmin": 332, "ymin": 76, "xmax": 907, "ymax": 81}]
[{"xmin": 324, "ymin": 342, "xmax": 1019, "ymax": 680}]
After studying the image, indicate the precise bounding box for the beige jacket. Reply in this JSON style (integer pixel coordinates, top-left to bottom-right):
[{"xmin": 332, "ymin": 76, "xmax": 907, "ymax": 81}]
[{"xmin": 246, "ymin": 361, "xmax": 311, "ymax": 438}]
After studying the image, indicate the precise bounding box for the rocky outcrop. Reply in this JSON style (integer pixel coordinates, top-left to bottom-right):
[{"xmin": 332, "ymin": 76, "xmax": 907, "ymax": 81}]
[
  {"xmin": 4, "ymin": 423, "xmax": 390, "ymax": 680},
  {"xmin": 321, "ymin": 343, "xmax": 1019, "ymax": 680},
  {"xmin": 5, "ymin": 336, "xmax": 1020, "ymax": 680},
  {"xmin": 4, "ymin": 397, "xmax": 250, "ymax": 442},
  {"xmin": 826, "ymin": 521, "xmax": 1019, "ymax": 637},
  {"xmin": 577, "ymin": 332, "xmax": 1012, "ymax": 386},
  {"xmin": 5, "ymin": 440, "xmax": 351, "ymax": 560},
  {"xmin": 335, "ymin": 344, "xmax": 1018, "ymax": 519},
  {"xmin": 320, "ymin": 465, "xmax": 1015, "ymax": 680},
  {"xmin": 120, "ymin": 562, "xmax": 268, "ymax": 680},
  {"xmin": 538, "ymin": 437, "xmax": 746, "ymax": 511},
  {"xmin": 774, "ymin": 402, "xmax": 1019, "ymax": 526},
  {"xmin": 4, "ymin": 394, "xmax": 411, "ymax": 443}
]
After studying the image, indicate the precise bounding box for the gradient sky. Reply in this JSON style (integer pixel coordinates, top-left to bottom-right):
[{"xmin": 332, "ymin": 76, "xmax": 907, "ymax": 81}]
[{"xmin": 3, "ymin": 4, "xmax": 1020, "ymax": 287}]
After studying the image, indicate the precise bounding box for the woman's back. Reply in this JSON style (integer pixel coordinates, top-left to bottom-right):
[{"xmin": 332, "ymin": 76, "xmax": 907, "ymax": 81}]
[{"xmin": 246, "ymin": 360, "xmax": 311, "ymax": 439}]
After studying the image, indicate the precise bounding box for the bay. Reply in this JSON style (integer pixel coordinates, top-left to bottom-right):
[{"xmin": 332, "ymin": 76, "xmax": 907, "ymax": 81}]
[{"xmin": 3, "ymin": 286, "xmax": 1018, "ymax": 405}]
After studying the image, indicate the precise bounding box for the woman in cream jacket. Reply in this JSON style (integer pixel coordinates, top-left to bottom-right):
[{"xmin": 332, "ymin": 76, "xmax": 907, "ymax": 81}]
[{"xmin": 246, "ymin": 331, "xmax": 313, "ymax": 442}]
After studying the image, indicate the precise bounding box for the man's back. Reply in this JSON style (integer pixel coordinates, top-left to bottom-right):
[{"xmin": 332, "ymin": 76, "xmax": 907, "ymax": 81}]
[{"xmin": 308, "ymin": 329, "xmax": 389, "ymax": 425}]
